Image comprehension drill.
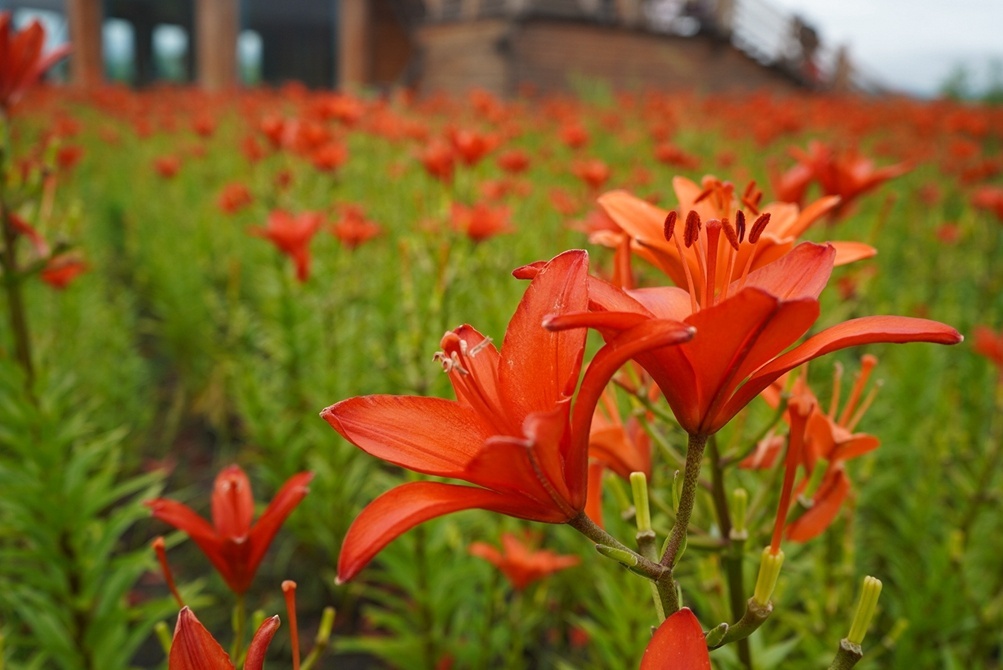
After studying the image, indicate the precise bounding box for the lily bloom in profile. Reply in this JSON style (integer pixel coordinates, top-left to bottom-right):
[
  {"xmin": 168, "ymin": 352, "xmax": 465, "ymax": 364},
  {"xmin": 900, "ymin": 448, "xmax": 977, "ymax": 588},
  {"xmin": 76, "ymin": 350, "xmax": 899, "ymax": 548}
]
[
  {"xmin": 250, "ymin": 210, "xmax": 323, "ymax": 282},
  {"xmin": 469, "ymin": 532, "xmax": 580, "ymax": 590},
  {"xmin": 548, "ymin": 206, "xmax": 962, "ymax": 437},
  {"xmin": 147, "ymin": 465, "xmax": 313, "ymax": 594},
  {"xmin": 322, "ymin": 250, "xmax": 694, "ymax": 582},
  {"xmin": 0, "ymin": 12, "xmax": 71, "ymax": 113},
  {"xmin": 639, "ymin": 608, "xmax": 712, "ymax": 670},
  {"xmin": 773, "ymin": 141, "xmax": 910, "ymax": 217},
  {"xmin": 169, "ymin": 606, "xmax": 279, "ymax": 670}
]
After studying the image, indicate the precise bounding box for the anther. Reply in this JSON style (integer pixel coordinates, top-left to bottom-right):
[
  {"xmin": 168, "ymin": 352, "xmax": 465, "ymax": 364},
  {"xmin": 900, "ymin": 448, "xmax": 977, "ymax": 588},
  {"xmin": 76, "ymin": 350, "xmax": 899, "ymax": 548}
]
[
  {"xmin": 684, "ymin": 210, "xmax": 701, "ymax": 248},
  {"xmin": 469, "ymin": 336, "xmax": 493, "ymax": 357},
  {"xmin": 721, "ymin": 218, "xmax": 740, "ymax": 250},
  {"xmin": 735, "ymin": 210, "xmax": 746, "ymax": 243},
  {"xmin": 748, "ymin": 212, "xmax": 771, "ymax": 244},
  {"xmin": 663, "ymin": 210, "xmax": 677, "ymax": 242}
]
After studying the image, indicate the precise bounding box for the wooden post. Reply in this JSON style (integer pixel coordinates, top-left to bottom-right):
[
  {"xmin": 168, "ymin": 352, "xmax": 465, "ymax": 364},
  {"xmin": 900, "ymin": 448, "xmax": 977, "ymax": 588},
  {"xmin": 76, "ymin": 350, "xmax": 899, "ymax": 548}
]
[
  {"xmin": 338, "ymin": 0, "xmax": 370, "ymax": 89},
  {"xmin": 66, "ymin": 0, "xmax": 103, "ymax": 87},
  {"xmin": 196, "ymin": 0, "xmax": 239, "ymax": 90}
]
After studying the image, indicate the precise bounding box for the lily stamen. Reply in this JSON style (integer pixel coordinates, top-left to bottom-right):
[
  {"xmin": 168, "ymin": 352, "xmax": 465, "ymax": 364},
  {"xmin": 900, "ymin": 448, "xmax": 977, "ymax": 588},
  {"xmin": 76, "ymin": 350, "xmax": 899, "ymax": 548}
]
[{"xmin": 838, "ymin": 354, "xmax": 877, "ymax": 426}]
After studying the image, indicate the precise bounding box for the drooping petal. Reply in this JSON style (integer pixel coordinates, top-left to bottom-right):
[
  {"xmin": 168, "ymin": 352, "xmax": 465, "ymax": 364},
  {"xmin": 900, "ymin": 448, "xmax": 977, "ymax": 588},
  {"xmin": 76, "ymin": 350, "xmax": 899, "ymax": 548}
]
[
  {"xmin": 499, "ymin": 249, "xmax": 589, "ymax": 415},
  {"xmin": 321, "ymin": 395, "xmax": 493, "ymax": 477},
  {"xmin": 724, "ymin": 316, "xmax": 964, "ymax": 421},
  {"xmin": 831, "ymin": 241, "xmax": 877, "ymax": 266},
  {"xmin": 169, "ymin": 607, "xmax": 235, "ymax": 670},
  {"xmin": 211, "ymin": 465, "xmax": 255, "ymax": 539},
  {"xmin": 243, "ymin": 616, "xmax": 281, "ymax": 670},
  {"xmin": 640, "ymin": 608, "xmax": 713, "ymax": 670},
  {"xmin": 245, "ymin": 471, "xmax": 313, "ymax": 583},
  {"xmin": 336, "ymin": 482, "xmax": 568, "ymax": 582},
  {"xmin": 786, "ymin": 468, "xmax": 851, "ymax": 542}
]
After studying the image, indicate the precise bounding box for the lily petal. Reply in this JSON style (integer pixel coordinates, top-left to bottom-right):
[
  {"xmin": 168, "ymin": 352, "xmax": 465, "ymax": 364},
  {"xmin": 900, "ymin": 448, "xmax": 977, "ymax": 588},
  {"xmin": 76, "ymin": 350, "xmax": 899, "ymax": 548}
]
[
  {"xmin": 321, "ymin": 395, "xmax": 493, "ymax": 477},
  {"xmin": 246, "ymin": 471, "xmax": 314, "ymax": 581},
  {"xmin": 169, "ymin": 607, "xmax": 234, "ymax": 670},
  {"xmin": 243, "ymin": 616, "xmax": 281, "ymax": 670},
  {"xmin": 724, "ymin": 316, "xmax": 964, "ymax": 421},
  {"xmin": 337, "ymin": 481, "xmax": 568, "ymax": 582},
  {"xmin": 499, "ymin": 249, "xmax": 589, "ymax": 414},
  {"xmin": 640, "ymin": 608, "xmax": 712, "ymax": 670},
  {"xmin": 786, "ymin": 468, "xmax": 851, "ymax": 542}
]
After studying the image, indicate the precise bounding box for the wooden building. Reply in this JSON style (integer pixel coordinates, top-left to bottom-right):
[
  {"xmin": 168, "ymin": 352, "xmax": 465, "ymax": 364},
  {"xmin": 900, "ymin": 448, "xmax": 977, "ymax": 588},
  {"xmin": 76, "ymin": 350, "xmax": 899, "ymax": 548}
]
[{"xmin": 2, "ymin": 0, "xmax": 867, "ymax": 95}]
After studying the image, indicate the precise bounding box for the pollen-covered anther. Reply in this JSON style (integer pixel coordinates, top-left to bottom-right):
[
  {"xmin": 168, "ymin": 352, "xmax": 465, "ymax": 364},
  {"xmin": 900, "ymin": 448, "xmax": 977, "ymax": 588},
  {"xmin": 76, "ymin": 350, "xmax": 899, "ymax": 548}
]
[
  {"xmin": 663, "ymin": 210, "xmax": 677, "ymax": 242},
  {"xmin": 433, "ymin": 350, "xmax": 470, "ymax": 375},
  {"xmin": 748, "ymin": 212, "xmax": 772, "ymax": 244},
  {"xmin": 735, "ymin": 210, "xmax": 747, "ymax": 243},
  {"xmin": 684, "ymin": 210, "xmax": 702, "ymax": 248},
  {"xmin": 721, "ymin": 218, "xmax": 740, "ymax": 250}
]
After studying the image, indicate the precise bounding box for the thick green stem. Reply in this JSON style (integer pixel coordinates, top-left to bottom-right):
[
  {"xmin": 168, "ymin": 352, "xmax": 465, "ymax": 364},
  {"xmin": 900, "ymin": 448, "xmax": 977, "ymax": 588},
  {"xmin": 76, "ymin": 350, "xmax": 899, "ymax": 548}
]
[{"xmin": 661, "ymin": 433, "xmax": 708, "ymax": 571}]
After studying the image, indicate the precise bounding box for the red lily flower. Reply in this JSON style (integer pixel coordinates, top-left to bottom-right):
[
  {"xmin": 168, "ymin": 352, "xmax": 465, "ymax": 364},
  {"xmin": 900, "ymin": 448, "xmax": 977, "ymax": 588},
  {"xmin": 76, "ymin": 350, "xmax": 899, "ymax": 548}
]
[
  {"xmin": 217, "ymin": 182, "xmax": 254, "ymax": 215},
  {"xmin": 250, "ymin": 210, "xmax": 323, "ymax": 282},
  {"xmin": 639, "ymin": 608, "xmax": 712, "ymax": 670},
  {"xmin": 596, "ymin": 177, "xmax": 874, "ymax": 298},
  {"xmin": 331, "ymin": 204, "xmax": 382, "ymax": 250},
  {"xmin": 169, "ymin": 607, "xmax": 279, "ymax": 670},
  {"xmin": 548, "ymin": 229, "xmax": 962, "ymax": 437},
  {"xmin": 468, "ymin": 532, "xmax": 580, "ymax": 590},
  {"xmin": 322, "ymin": 250, "xmax": 694, "ymax": 582},
  {"xmin": 147, "ymin": 465, "xmax": 313, "ymax": 594},
  {"xmin": 573, "ymin": 158, "xmax": 611, "ymax": 191},
  {"xmin": 0, "ymin": 12, "xmax": 70, "ymax": 113},
  {"xmin": 450, "ymin": 202, "xmax": 513, "ymax": 243}
]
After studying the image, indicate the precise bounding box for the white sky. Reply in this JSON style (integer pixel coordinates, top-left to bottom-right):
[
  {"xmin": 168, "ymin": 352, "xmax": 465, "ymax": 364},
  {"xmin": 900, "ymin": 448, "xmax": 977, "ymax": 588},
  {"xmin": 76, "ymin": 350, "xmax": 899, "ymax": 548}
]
[{"xmin": 768, "ymin": 0, "xmax": 1003, "ymax": 95}]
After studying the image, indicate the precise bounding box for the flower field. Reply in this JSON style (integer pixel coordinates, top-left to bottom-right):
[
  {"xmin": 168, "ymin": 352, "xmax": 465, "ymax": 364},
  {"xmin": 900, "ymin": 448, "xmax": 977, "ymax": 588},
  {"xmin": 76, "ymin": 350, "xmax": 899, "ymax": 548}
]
[{"xmin": 2, "ymin": 18, "xmax": 1003, "ymax": 669}]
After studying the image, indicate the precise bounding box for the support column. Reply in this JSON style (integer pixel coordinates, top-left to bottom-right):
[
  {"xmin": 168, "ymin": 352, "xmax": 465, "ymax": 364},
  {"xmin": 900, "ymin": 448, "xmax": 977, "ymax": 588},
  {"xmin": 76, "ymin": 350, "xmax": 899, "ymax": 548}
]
[
  {"xmin": 66, "ymin": 0, "xmax": 103, "ymax": 87},
  {"xmin": 338, "ymin": 0, "xmax": 370, "ymax": 90},
  {"xmin": 196, "ymin": 0, "xmax": 239, "ymax": 90},
  {"xmin": 133, "ymin": 16, "xmax": 155, "ymax": 86}
]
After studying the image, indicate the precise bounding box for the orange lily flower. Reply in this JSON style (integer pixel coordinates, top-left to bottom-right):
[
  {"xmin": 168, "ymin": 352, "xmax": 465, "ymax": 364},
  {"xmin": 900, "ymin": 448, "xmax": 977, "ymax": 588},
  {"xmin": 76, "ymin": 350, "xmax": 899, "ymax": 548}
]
[
  {"xmin": 250, "ymin": 210, "xmax": 323, "ymax": 282},
  {"xmin": 169, "ymin": 607, "xmax": 279, "ymax": 670},
  {"xmin": 468, "ymin": 532, "xmax": 580, "ymax": 590},
  {"xmin": 40, "ymin": 253, "xmax": 88, "ymax": 289},
  {"xmin": 147, "ymin": 465, "xmax": 313, "ymax": 594},
  {"xmin": 549, "ymin": 224, "xmax": 962, "ymax": 437},
  {"xmin": 323, "ymin": 250, "xmax": 694, "ymax": 582},
  {"xmin": 639, "ymin": 608, "xmax": 712, "ymax": 670},
  {"xmin": 597, "ymin": 176, "xmax": 874, "ymax": 298},
  {"xmin": 0, "ymin": 12, "xmax": 70, "ymax": 113}
]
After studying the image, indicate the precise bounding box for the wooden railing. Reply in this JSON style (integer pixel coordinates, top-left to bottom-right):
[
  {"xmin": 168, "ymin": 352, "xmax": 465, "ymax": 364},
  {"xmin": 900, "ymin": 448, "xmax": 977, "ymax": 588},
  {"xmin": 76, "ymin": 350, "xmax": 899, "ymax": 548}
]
[{"xmin": 415, "ymin": 0, "xmax": 886, "ymax": 92}]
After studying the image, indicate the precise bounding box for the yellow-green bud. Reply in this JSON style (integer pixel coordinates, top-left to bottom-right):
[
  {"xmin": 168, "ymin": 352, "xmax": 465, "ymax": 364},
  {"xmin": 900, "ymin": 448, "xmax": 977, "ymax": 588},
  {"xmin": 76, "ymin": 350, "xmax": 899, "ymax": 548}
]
[
  {"xmin": 752, "ymin": 547, "xmax": 785, "ymax": 606},
  {"xmin": 847, "ymin": 576, "xmax": 882, "ymax": 645}
]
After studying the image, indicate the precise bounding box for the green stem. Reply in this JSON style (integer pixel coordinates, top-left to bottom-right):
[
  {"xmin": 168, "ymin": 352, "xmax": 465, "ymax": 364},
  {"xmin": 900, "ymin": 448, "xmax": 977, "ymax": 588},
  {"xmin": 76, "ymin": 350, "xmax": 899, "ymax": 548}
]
[
  {"xmin": 0, "ymin": 191, "xmax": 35, "ymax": 393},
  {"xmin": 230, "ymin": 594, "xmax": 246, "ymax": 665},
  {"xmin": 709, "ymin": 438, "xmax": 753, "ymax": 668},
  {"xmin": 661, "ymin": 433, "xmax": 708, "ymax": 571},
  {"xmin": 827, "ymin": 639, "xmax": 863, "ymax": 670},
  {"xmin": 505, "ymin": 590, "xmax": 525, "ymax": 670}
]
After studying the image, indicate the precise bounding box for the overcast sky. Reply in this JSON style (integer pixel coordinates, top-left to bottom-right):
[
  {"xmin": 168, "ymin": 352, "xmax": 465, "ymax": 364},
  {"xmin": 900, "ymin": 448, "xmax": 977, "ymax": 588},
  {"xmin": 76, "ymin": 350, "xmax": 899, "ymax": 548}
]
[{"xmin": 768, "ymin": 0, "xmax": 1003, "ymax": 95}]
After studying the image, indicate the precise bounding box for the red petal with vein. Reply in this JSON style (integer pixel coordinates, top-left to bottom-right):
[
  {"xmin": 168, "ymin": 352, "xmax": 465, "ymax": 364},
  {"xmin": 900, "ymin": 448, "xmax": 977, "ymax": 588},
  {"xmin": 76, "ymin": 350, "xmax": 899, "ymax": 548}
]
[
  {"xmin": 741, "ymin": 242, "xmax": 835, "ymax": 302},
  {"xmin": 246, "ymin": 471, "xmax": 314, "ymax": 580},
  {"xmin": 321, "ymin": 395, "xmax": 492, "ymax": 476},
  {"xmin": 337, "ymin": 482, "xmax": 567, "ymax": 582},
  {"xmin": 169, "ymin": 607, "xmax": 234, "ymax": 670},
  {"xmin": 640, "ymin": 608, "xmax": 712, "ymax": 670},
  {"xmin": 786, "ymin": 468, "xmax": 851, "ymax": 542},
  {"xmin": 584, "ymin": 460, "xmax": 606, "ymax": 527},
  {"xmin": 463, "ymin": 432, "xmax": 565, "ymax": 507},
  {"xmin": 725, "ymin": 316, "xmax": 964, "ymax": 421},
  {"xmin": 243, "ymin": 616, "xmax": 281, "ymax": 670},
  {"xmin": 499, "ymin": 249, "xmax": 588, "ymax": 414},
  {"xmin": 146, "ymin": 499, "xmax": 221, "ymax": 553}
]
